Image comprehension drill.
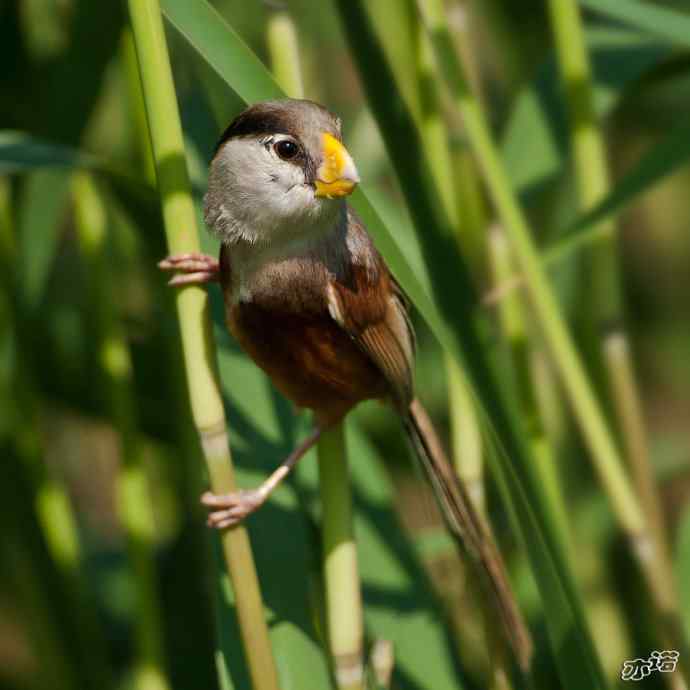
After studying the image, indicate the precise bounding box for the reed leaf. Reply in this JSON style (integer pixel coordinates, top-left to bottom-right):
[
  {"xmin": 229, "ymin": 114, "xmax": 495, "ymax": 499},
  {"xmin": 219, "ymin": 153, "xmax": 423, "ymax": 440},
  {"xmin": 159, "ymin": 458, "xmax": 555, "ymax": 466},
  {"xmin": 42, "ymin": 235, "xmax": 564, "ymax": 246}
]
[{"xmin": 579, "ymin": 0, "xmax": 690, "ymax": 47}]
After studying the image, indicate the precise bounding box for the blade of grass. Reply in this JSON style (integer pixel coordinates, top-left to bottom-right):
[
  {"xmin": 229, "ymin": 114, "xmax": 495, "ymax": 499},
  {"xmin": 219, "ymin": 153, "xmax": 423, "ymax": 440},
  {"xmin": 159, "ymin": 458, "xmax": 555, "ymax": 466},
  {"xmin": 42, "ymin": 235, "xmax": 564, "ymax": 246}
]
[
  {"xmin": 125, "ymin": 3, "xmax": 280, "ymax": 690},
  {"xmin": 489, "ymin": 226, "xmax": 572, "ymax": 554},
  {"xmin": 579, "ymin": 0, "xmax": 690, "ymax": 48},
  {"xmin": 548, "ymin": 120, "xmax": 690, "ymax": 260},
  {"xmin": 17, "ymin": 170, "xmax": 69, "ymax": 310}
]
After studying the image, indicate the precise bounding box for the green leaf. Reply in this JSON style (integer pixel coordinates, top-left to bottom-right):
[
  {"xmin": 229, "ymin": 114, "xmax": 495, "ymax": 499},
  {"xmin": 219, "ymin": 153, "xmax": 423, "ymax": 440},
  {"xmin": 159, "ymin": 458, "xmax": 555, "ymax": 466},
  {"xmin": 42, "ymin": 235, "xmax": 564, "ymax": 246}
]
[
  {"xmin": 546, "ymin": 120, "xmax": 690, "ymax": 266},
  {"xmin": 579, "ymin": 0, "xmax": 690, "ymax": 48},
  {"xmin": 162, "ymin": 0, "xmax": 283, "ymax": 104},
  {"xmin": 502, "ymin": 26, "xmax": 670, "ymax": 195},
  {"xmin": 0, "ymin": 131, "xmax": 100, "ymax": 172},
  {"xmin": 17, "ymin": 170, "xmax": 70, "ymax": 308}
]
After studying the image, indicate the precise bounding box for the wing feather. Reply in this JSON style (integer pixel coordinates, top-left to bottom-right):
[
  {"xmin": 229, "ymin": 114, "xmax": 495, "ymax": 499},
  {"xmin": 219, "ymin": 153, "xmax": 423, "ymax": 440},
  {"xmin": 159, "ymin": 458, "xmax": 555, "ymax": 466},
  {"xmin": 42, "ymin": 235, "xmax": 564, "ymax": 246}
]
[{"xmin": 327, "ymin": 258, "xmax": 415, "ymax": 408}]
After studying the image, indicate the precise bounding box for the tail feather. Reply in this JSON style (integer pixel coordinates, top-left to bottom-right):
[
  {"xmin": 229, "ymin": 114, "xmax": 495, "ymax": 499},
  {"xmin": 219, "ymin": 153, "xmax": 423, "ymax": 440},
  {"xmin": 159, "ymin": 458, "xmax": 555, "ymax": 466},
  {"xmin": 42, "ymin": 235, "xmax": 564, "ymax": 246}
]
[{"xmin": 404, "ymin": 398, "xmax": 533, "ymax": 671}]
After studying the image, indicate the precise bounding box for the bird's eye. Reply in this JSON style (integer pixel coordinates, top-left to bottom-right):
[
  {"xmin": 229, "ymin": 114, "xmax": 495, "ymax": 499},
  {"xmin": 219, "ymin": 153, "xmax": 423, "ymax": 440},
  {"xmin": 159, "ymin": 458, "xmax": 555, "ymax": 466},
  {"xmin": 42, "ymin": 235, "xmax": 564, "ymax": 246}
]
[{"xmin": 274, "ymin": 140, "xmax": 299, "ymax": 160}]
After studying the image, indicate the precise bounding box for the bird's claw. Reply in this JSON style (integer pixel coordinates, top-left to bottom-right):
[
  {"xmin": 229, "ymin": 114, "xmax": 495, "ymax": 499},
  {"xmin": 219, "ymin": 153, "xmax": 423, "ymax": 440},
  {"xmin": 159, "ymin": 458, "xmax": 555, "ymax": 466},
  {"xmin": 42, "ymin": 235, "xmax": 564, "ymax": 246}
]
[
  {"xmin": 158, "ymin": 252, "xmax": 219, "ymax": 286},
  {"xmin": 201, "ymin": 489, "xmax": 266, "ymax": 529}
]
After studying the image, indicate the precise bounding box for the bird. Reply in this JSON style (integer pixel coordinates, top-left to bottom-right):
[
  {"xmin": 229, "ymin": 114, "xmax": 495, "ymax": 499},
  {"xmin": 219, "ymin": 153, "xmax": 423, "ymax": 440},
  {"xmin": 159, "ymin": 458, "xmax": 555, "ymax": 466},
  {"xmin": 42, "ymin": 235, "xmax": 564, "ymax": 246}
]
[{"xmin": 159, "ymin": 98, "xmax": 532, "ymax": 670}]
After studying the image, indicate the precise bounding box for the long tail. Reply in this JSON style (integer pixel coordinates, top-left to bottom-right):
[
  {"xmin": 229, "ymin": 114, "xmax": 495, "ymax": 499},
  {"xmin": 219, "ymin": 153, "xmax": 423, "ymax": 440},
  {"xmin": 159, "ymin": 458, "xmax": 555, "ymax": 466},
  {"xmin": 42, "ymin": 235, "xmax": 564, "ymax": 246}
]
[{"xmin": 403, "ymin": 398, "xmax": 533, "ymax": 671}]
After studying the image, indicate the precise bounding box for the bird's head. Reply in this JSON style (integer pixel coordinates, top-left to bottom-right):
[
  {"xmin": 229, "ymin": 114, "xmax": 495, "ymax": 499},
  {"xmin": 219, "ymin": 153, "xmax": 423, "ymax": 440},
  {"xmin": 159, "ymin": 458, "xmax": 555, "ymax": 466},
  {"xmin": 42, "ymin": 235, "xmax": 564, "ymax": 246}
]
[{"xmin": 204, "ymin": 99, "xmax": 359, "ymax": 246}]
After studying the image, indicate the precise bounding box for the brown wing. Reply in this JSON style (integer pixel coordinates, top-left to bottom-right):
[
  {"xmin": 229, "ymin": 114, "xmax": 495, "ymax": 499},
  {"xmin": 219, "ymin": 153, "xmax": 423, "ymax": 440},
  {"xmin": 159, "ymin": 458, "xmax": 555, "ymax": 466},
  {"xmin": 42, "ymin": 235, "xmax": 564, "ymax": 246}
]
[{"xmin": 327, "ymin": 255, "xmax": 416, "ymax": 409}]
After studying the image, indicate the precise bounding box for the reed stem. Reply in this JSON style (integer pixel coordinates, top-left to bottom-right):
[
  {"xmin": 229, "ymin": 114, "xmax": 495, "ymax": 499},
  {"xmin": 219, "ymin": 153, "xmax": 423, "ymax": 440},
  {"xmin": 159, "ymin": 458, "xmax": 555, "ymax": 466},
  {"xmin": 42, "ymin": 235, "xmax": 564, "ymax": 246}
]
[
  {"xmin": 317, "ymin": 425, "xmax": 364, "ymax": 690},
  {"xmin": 369, "ymin": 639, "xmax": 394, "ymax": 689},
  {"xmin": 126, "ymin": 3, "xmax": 279, "ymax": 689},
  {"xmin": 489, "ymin": 226, "xmax": 572, "ymax": 553},
  {"xmin": 446, "ymin": 356, "xmax": 484, "ymax": 512},
  {"xmin": 266, "ymin": 8, "xmax": 304, "ymax": 103}
]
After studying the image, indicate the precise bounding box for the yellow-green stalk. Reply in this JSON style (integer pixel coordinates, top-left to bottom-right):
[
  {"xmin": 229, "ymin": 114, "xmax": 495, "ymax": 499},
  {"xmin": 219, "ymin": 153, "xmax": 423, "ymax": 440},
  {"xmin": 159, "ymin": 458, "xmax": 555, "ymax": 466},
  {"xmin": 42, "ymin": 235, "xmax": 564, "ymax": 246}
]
[
  {"xmin": 126, "ymin": 3, "xmax": 280, "ymax": 690},
  {"xmin": 121, "ymin": 28, "xmax": 156, "ymax": 184},
  {"xmin": 417, "ymin": 0, "xmax": 687, "ymax": 673},
  {"xmin": 266, "ymin": 9, "xmax": 304, "ymax": 105},
  {"xmin": 413, "ymin": 0, "xmax": 487, "ymax": 519},
  {"xmin": 369, "ymin": 639, "xmax": 394, "ymax": 689},
  {"xmin": 266, "ymin": 10, "xmax": 365, "ymax": 687},
  {"xmin": 546, "ymin": 0, "xmax": 678, "ymax": 629},
  {"xmin": 73, "ymin": 172, "xmax": 170, "ymax": 690},
  {"xmin": 446, "ymin": 358, "xmax": 484, "ymax": 512},
  {"xmin": 488, "ymin": 226, "xmax": 571, "ymax": 553},
  {"xmin": 318, "ymin": 426, "xmax": 364, "ymax": 690},
  {"xmin": 120, "ymin": 26, "xmax": 203, "ymax": 531}
]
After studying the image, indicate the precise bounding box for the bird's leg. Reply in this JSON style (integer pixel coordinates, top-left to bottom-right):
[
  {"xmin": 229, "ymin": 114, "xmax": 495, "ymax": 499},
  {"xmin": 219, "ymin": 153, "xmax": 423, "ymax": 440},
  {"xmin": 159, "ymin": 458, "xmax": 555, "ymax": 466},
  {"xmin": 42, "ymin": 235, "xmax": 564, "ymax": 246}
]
[
  {"xmin": 202, "ymin": 426, "xmax": 323, "ymax": 529},
  {"xmin": 158, "ymin": 252, "xmax": 219, "ymax": 286}
]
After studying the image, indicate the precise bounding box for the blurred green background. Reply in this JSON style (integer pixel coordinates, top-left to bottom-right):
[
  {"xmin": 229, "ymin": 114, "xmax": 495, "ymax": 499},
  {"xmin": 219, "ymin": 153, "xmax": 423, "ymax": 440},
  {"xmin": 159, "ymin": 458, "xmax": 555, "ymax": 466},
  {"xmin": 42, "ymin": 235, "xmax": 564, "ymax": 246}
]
[{"xmin": 2, "ymin": 1, "xmax": 690, "ymax": 689}]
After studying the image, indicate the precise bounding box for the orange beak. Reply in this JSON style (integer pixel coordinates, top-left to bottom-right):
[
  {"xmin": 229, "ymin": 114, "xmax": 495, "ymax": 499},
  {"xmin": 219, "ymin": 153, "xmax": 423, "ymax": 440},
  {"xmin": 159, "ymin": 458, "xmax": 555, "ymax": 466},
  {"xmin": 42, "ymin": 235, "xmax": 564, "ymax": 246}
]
[{"xmin": 314, "ymin": 133, "xmax": 360, "ymax": 198}]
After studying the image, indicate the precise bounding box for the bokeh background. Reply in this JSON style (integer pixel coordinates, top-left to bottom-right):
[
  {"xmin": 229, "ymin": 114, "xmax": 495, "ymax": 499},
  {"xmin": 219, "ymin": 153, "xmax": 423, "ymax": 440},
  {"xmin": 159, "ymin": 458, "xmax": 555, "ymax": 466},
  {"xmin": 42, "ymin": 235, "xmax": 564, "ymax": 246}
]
[{"xmin": 2, "ymin": 1, "xmax": 690, "ymax": 689}]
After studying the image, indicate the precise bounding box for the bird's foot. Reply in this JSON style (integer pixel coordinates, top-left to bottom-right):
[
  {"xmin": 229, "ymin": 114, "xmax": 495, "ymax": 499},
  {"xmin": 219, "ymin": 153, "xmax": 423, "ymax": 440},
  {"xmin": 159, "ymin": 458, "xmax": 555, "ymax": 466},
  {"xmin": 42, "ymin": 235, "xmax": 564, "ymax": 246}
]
[
  {"xmin": 201, "ymin": 488, "xmax": 266, "ymax": 529},
  {"xmin": 158, "ymin": 252, "xmax": 219, "ymax": 286}
]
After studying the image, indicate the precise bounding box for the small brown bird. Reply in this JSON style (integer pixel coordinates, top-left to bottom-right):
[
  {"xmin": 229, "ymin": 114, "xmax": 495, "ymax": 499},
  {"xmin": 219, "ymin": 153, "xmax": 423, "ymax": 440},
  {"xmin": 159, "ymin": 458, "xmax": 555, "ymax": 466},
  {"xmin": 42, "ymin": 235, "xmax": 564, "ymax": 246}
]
[{"xmin": 160, "ymin": 99, "xmax": 531, "ymax": 669}]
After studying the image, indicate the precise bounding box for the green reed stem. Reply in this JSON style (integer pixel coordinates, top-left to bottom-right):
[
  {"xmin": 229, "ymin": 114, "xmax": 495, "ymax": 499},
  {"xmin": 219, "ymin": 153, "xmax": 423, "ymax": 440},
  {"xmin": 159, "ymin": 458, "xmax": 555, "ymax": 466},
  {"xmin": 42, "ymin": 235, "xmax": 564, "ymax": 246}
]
[
  {"xmin": 419, "ymin": 0, "xmax": 685, "ymax": 668},
  {"xmin": 121, "ymin": 28, "xmax": 156, "ymax": 184},
  {"xmin": 546, "ymin": 0, "xmax": 679, "ymax": 635},
  {"xmin": 266, "ymin": 12, "xmax": 365, "ymax": 687},
  {"xmin": 446, "ymin": 356, "xmax": 484, "ymax": 512},
  {"xmin": 126, "ymin": 3, "xmax": 280, "ymax": 689},
  {"xmin": 411, "ymin": 0, "xmax": 487, "ymax": 518},
  {"xmin": 489, "ymin": 226, "xmax": 572, "ymax": 553},
  {"xmin": 266, "ymin": 8, "xmax": 304, "ymax": 103},
  {"xmin": 317, "ymin": 425, "xmax": 364, "ymax": 690},
  {"xmin": 73, "ymin": 172, "xmax": 170, "ymax": 690},
  {"xmin": 369, "ymin": 639, "xmax": 394, "ymax": 689},
  {"xmin": 546, "ymin": 0, "xmax": 620, "ymax": 324}
]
